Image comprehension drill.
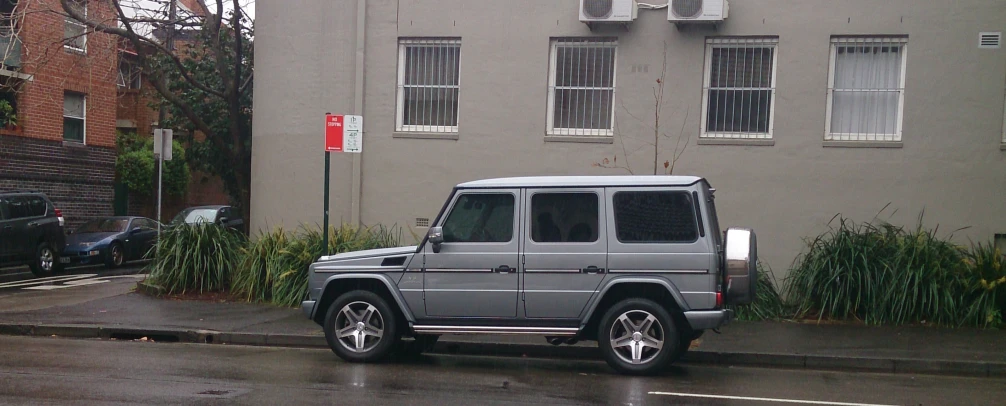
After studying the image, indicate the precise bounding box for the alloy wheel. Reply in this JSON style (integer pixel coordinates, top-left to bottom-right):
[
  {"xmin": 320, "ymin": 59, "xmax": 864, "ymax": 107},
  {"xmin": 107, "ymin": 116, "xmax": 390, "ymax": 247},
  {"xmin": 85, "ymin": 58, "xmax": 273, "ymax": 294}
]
[
  {"xmin": 39, "ymin": 248, "xmax": 54, "ymax": 272},
  {"xmin": 334, "ymin": 301, "xmax": 385, "ymax": 353},
  {"xmin": 608, "ymin": 310, "xmax": 664, "ymax": 365}
]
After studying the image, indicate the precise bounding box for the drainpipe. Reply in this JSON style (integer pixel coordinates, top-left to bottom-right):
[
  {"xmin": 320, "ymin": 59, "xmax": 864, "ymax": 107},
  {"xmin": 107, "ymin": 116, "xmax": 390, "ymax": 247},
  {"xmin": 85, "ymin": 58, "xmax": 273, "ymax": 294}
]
[{"xmin": 350, "ymin": 0, "xmax": 366, "ymax": 226}]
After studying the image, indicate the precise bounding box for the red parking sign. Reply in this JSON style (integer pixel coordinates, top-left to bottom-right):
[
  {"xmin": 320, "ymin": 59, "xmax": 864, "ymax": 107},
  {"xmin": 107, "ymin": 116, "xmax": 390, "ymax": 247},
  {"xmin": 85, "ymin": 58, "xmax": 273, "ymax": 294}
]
[{"xmin": 325, "ymin": 114, "xmax": 344, "ymax": 152}]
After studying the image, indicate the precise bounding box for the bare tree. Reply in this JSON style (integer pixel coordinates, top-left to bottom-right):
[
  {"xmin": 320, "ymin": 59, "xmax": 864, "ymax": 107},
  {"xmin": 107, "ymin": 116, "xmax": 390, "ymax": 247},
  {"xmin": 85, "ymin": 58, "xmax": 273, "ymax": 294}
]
[{"xmin": 594, "ymin": 41, "xmax": 689, "ymax": 176}]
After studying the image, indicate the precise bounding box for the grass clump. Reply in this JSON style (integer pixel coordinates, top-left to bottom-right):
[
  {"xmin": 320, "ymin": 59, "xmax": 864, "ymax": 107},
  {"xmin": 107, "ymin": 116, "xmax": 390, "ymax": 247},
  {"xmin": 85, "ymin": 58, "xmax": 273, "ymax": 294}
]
[{"xmin": 147, "ymin": 223, "xmax": 246, "ymax": 294}]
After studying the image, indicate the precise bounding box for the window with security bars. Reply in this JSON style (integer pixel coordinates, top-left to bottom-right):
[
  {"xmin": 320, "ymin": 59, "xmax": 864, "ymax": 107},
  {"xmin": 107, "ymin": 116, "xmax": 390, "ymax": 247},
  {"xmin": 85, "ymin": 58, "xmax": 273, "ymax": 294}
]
[
  {"xmin": 396, "ymin": 38, "xmax": 461, "ymax": 133},
  {"xmin": 64, "ymin": 0, "xmax": 87, "ymax": 52},
  {"xmin": 826, "ymin": 37, "xmax": 908, "ymax": 142},
  {"xmin": 547, "ymin": 38, "xmax": 617, "ymax": 136},
  {"xmin": 701, "ymin": 38, "xmax": 778, "ymax": 139}
]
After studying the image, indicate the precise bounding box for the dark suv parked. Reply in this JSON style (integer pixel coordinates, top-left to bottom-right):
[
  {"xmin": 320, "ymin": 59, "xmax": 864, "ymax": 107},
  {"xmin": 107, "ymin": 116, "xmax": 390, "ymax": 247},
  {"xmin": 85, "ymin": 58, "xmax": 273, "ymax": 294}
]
[{"xmin": 0, "ymin": 192, "xmax": 66, "ymax": 277}]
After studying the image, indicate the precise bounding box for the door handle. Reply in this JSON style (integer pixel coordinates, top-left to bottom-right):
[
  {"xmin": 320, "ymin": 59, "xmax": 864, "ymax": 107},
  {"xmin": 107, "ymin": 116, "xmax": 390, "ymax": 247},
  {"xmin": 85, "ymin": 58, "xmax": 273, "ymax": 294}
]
[
  {"xmin": 581, "ymin": 266, "xmax": 606, "ymax": 274},
  {"xmin": 2, "ymin": 225, "xmax": 11, "ymax": 231},
  {"xmin": 26, "ymin": 222, "xmax": 38, "ymax": 227},
  {"xmin": 493, "ymin": 265, "xmax": 514, "ymax": 273}
]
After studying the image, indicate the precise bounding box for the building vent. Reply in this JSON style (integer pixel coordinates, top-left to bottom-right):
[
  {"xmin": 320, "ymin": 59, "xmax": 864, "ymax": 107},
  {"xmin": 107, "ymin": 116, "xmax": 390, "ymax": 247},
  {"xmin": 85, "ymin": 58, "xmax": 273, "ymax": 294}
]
[
  {"xmin": 979, "ymin": 32, "xmax": 1001, "ymax": 49},
  {"xmin": 583, "ymin": 0, "xmax": 613, "ymax": 19},
  {"xmin": 415, "ymin": 217, "xmax": 430, "ymax": 227},
  {"xmin": 671, "ymin": 0, "xmax": 703, "ymax": 19}
]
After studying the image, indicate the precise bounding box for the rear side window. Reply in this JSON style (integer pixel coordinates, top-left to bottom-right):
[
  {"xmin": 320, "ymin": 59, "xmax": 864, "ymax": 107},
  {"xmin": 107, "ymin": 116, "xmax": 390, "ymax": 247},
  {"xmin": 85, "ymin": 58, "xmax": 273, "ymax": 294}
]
[
  {"xmin": 613, "ymin": 191, "xmax": 698, "ymax": 243},
  {"xmin": 530, "ymin": 192, "xmax": 599, "ymax": 243},
  {"xmin": 28, "ymin": 197, "xmax": 47, "ymax": 217}
]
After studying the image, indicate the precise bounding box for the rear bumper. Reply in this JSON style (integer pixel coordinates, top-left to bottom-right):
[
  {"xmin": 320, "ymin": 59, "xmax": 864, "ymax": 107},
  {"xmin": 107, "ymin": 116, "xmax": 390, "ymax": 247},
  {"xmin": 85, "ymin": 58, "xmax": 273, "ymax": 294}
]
[
  {"xmin": 683, "ymin": 309, "xmax": 734, "ymax": 331},
  {"xmin": 301, "ymin": 300, "xmax": 316, "ymax": 320}
]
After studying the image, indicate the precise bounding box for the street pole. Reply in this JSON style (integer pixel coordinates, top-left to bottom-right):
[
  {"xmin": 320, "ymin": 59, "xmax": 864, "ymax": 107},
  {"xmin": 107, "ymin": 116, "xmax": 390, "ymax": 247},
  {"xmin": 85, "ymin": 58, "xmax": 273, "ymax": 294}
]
[
  {"xmin": 154, "ymin": 0, "xmax": 178, "ymax": 251},
  {"xmin": 323, "ymin": 151, "xmax": 330, "ymax": 256}
]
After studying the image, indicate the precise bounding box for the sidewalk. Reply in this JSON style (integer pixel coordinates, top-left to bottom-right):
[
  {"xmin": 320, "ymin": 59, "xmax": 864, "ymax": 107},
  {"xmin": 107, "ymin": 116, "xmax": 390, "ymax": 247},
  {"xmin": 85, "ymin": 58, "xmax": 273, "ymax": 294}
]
[{"xmin": 1, "ymin": 290, "xmax": 1003, "ymax": 378}]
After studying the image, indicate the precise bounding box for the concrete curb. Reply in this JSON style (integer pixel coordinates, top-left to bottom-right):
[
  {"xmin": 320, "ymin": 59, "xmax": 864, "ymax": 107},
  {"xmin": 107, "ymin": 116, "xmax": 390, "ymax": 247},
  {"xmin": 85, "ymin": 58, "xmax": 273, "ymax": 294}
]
[{"xmin": 1, "ymin": 323, "xmax": 1001, "ymax": 378}]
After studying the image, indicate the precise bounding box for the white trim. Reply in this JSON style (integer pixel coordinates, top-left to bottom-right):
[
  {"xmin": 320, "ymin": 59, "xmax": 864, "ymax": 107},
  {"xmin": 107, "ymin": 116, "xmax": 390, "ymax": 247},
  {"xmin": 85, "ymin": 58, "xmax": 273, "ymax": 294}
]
[
  {"xmin": 395, "ymin": 38, "xmax": 461, "ymax": 134},
  {"xmin": 823, "ymin": 36, "xmax": 908, "ymax": 142},
  {"xmin": 546, "ymin": 38, "xmax": 617, "ymax": 137},
  {"xmin": 648, "ymin": 392, "xmax": 897, "ymax": 406},
  {"xmin": 63, "ymin": 1, "xmax": 88, "ymax": 53},
  {"xmin": 699, "ymin": 38, "xmax": 778, "ymax": 140}
]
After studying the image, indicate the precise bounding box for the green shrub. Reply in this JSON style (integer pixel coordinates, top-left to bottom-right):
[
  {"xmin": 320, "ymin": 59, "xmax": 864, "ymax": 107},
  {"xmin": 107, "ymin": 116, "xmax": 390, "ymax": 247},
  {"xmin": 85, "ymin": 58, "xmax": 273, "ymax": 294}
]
[
  {"xmin": 731, "ymin": 263, "xmax": 792, "ymax": 321},
  {"xmin": 959, "ymin": 242, "xmax": 1006, "ymax": 328},
  {"xmin": 115, "ymin": 131, "xmax": 190, "ymax": 197},
  {"xmin": 232, "ymin": 224, "xmax": 403, "ymax": 307},
  {"xmin": 785, "ymin": 212, "xmax": 1003, "ymax": 328},
  {"xmin": 148, "ymin": 223, "xmax": 246, "ymax": 294}
]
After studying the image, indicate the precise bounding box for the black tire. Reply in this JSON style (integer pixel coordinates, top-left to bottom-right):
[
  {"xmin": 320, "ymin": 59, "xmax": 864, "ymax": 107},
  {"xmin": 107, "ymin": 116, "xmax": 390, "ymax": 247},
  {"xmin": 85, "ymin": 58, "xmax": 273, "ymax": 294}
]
[
  {"xmin": 324, "ymin": 290, "xmax": 399, "ymax": 363},
  {"xmin": 597, "ymin": 298, "xmax": 680, "ymax": 376},
  {"xmin": 396, "ymin": 334, "xmax": 440, "ymax": 358},
  {"xmin": 28, "ymin": 242, "xmax": 60, "ymax": 277},
  {"xmin": 105, "ymin": 243, "xmax": 124, "ymax": 268},
  {"xmin": 672, "ymin": 338, "xmax": 692, "ymax": 363}
]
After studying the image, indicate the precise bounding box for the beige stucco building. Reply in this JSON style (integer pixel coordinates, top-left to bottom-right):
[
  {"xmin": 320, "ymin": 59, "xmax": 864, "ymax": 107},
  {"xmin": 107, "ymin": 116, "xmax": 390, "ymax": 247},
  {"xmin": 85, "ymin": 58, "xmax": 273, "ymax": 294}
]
[{"xmin": 251, "ymin": 0, "xmax": 1006, "ymax": 278}]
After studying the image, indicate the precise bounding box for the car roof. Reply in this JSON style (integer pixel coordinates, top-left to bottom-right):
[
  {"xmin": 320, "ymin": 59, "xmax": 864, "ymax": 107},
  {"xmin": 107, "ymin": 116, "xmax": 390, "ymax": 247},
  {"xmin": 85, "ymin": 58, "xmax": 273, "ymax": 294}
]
[
  {"xmin": 183, "ymin": 205, "xmax": 228, "ymax": 210},
  {"xmin": 456, "ymin": 175, "xmax": 704, "ymax": 189}
]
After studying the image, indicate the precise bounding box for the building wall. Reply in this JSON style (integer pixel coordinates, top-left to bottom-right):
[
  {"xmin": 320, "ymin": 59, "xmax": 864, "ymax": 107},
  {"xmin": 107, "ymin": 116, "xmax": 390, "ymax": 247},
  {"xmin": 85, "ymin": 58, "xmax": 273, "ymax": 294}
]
[
  {"xmin": 0, "ymin": 0, "xmax": 119, "ymax": 228},
  {"xmin": 253, "ymin": 0, "xmax": 1006, "ymax": 277}
]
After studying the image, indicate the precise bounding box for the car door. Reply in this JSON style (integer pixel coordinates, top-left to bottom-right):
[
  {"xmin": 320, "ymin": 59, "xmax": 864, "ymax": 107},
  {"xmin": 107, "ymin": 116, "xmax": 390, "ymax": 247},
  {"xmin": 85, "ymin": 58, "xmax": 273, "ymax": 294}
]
[
  {"xmin": 0, "ymin": 198, "xmax": 12, "ymax": 263},
  {"xmin": 422, "ymin": 189, "xmax": 521, "ymax": 318},
  {"xmin": 134, "ymin": 218, "xmax": 159, "ymax": 259},
  {"xmin": 5, "ymin": 197, "xmax": 31, "ymax": 261},
  {"xmin": 522, "ymin": 188, "xmax": 608, "ymax": 319}
]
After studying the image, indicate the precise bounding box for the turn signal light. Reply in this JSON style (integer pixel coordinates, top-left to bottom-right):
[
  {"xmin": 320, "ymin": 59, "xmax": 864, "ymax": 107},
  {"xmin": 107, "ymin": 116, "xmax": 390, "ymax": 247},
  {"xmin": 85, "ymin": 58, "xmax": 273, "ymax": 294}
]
[{"xmin": 716, "ymin": 292, "xmax": 723, "ymax": 308}]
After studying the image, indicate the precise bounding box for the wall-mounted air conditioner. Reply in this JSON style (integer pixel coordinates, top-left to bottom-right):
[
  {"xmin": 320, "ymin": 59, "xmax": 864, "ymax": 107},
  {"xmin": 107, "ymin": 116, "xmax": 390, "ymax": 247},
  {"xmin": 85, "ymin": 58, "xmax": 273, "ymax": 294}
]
[
  {"xmin": 579, "ymin": 0, "xmax": 638, "ymax": 23},
  {"xmin": 667, "ymin": 0, "xmax": 728, "ymax": 23}
]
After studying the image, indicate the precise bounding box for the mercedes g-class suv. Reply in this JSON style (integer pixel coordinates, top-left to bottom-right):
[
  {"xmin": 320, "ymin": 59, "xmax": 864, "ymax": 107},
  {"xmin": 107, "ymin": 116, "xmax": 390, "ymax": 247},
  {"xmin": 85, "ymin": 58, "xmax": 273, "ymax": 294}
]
[{"xmin": 301, "ymin": 176, "xmax": 756, "ymax": 375}]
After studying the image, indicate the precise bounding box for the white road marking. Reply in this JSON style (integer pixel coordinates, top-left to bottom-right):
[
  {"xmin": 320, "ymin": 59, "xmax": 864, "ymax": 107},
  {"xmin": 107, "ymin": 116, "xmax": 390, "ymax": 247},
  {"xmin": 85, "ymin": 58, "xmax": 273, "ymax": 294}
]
[
  {"xmin": 24, "ymin": 279, "xmax": 111, "ymax": 290},
  {"xmin": 0, "ymin": 274, "xmax": 98, "ymax": 289},
  {"xmin": 647, "ymin": 392, "xmax": 898, "ymax": 406}
]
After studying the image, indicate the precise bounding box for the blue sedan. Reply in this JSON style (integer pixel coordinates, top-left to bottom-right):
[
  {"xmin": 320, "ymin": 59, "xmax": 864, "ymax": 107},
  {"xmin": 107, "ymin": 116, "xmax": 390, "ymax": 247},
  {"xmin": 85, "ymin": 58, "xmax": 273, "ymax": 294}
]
[{"xmin": 60, "ymin": 216, "xmax": 161, "ymax": 268}]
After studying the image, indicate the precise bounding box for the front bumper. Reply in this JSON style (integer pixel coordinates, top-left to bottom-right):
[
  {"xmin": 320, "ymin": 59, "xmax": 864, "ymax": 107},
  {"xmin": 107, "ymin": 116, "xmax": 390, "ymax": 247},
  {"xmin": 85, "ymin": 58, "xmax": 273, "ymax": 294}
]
[
  {"xmin": 301, "ymin": 300, "xmax": 316, "ymax": 320},
  {"xmin": 683, "ymin": 309, "xmax": 735, "ymax": 331},
  {"xmin": 59, "ymin": 248, "xmax": 106, "ymax": 265}
]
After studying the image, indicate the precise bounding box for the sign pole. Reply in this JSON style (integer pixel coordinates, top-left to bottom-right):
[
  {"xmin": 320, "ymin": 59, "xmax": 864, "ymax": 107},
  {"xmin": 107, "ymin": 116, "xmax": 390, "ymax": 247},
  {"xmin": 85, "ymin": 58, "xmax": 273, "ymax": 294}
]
[{"xmin": 323, "ymin": 150, "xmax": 330, "ymax": 256}]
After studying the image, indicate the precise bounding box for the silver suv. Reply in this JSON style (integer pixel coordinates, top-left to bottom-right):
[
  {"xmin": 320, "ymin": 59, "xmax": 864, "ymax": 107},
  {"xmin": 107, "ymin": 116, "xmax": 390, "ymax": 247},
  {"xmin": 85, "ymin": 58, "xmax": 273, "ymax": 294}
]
[{"xmin": 301, "ymin": 176, "xmax": 756, "ymax": 375}]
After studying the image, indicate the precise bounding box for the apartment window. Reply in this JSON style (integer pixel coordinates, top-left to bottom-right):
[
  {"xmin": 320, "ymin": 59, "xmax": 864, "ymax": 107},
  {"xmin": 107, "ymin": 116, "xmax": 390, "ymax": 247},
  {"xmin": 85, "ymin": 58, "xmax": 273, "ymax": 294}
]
[
  {"xmin": 64, "ymin": 0, "xmax": 87, "ymax": 52},
  {"xmin": 396, "ymin": 38, "xmax": 461, "ymax": 133},
  {"xmin": 547, "ymin": 38, "xmax": 617, "ymax": 136},
  {"xmin": 118, "ymin": 59, "xmax": 141, "ymax": 89},
  {"xmin": 825, "ymin": 36, "xmax": 908, "ymax": 142},
  {"xmin": 63, "ymin": 92, "xmax": 85, "ymax": 143},
  {"xmin": 701, "ymin": 37, "xmax": 778, "ymax": 139}
]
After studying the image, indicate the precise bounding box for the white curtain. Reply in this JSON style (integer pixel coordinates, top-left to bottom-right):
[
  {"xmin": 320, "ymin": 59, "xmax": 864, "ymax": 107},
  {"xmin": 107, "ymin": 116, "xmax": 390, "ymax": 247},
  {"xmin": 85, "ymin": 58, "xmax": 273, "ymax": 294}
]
[{"xmin": 830, "ymin": 45, "xmax": 902, "ymax": 137}]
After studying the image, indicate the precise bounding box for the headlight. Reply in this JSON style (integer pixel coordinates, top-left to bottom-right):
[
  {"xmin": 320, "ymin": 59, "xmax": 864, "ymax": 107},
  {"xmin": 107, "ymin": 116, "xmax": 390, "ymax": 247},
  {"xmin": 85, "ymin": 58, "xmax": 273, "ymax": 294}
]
[{"xmin": 88, "ymin": 250, "xmax": 100, "ymax": 256}]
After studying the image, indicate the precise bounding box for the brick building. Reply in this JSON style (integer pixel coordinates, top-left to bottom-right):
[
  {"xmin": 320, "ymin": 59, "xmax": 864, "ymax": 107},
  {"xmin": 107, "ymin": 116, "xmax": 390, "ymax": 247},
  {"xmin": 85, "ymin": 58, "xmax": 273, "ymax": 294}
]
[
  {"xmin": 1, "ymin": 0, "xmax": 118, "ymax": 229},
  {"xmin": 113, "ymin": 0, "xmax": 230, "ymax": 222}
]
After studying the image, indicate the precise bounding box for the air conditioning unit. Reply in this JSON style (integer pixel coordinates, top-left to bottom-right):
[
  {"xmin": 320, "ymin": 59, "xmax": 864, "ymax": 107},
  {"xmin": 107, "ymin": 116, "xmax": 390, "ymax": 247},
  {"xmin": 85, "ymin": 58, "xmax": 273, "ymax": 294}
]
[
  {"xmin": 667, "ymin": 0, "xmax": 728, "ymax": 23},
  {"xmin": 579, "ymin": 0, "xmax": 638, "ymax": 23}
]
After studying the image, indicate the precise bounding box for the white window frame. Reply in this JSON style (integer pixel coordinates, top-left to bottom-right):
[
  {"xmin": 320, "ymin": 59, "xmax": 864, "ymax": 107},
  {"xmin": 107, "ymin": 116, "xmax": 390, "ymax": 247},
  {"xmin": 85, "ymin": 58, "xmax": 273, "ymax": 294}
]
[
  {"xmin": 700, "ymin": 37, "xmax": 779, "ymax": 140},
  {"xmin": 63, "ymin": 92, "xmax": 86, "ymax": 144},
  {"xmin": 546, "ymin": 38, "xmax": 618, "ymax": 137},
  {"xmin": 64, "ymin": 0, "xmax": 88, "ymax": 53},
  {"xmin": 118, "ymin": 59, "xmax": 141, "ymax": 89},
  {"xmin": 824, "ymin": 36, "xmax": 908, "ymax": 143},
  {"xmin": 395, "ymin": 38, "xmax": 461, "ymax": 133}
]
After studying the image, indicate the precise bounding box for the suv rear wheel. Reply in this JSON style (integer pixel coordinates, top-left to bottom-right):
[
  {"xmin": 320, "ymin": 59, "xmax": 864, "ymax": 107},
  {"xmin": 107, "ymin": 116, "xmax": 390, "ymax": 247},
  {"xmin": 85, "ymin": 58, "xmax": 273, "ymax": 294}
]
[
  {"xmin": 597, "ymin": 298, "xmax": 679, "ymax": 376},
  {"xmin": 324, "ymin": 290, "xmax": 399, "ymax": 363},
  {"xmin": 29, "ymin": 242, "xmax": 61, "ymax": 277}
]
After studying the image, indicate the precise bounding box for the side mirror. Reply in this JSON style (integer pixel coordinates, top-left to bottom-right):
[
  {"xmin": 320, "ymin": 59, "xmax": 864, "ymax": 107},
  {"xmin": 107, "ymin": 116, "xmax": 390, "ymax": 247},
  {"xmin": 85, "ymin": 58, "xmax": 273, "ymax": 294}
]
[
  {"xmin": 218, "ymin": 216, "xmax": 229, "ymax": 225},
  {"xmin": 427, "ymin": 227, "xmax": 444, "ymax": 253}
]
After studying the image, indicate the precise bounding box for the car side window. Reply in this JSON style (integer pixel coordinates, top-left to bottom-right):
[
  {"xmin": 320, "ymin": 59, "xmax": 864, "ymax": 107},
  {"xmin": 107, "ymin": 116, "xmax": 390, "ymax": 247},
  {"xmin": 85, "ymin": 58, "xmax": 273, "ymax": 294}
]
[
  {"xmin": 0, "ymin": 199, "xmax": 9, "ymax": 221},
  {"xmin": 7, "ymin": 197, "xmax": 28, "ymax": 219},
  {"xmin": 613, "ymin": 191, "xmax": 698, "ymax": 243},
  {"xmin": 530, "ymin": 192, "xmax": 599, "ymax": 243},
  {"xmin": 441, "ymin": 193, "xmax": 514, "ymax": 243},
  {"xmin": 28, "ymin": 197, "xmax": 46, "ymax": 217}
]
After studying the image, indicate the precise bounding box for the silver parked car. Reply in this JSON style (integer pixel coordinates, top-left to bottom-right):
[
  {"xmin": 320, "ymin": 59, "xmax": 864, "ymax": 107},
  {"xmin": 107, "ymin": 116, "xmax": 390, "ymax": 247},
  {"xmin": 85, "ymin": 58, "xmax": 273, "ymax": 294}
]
[{"xmin": 301, "ymin": 176, "xmax": 757, "ymax": 375}]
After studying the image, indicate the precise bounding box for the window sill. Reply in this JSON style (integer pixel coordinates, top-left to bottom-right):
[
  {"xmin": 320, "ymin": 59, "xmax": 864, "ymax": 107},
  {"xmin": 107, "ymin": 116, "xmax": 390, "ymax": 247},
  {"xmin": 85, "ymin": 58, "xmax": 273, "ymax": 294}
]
[
  {"xmin": 544, "ymin": 135, "xmax": 613, "ymax": 144},
  {"xmin": 393, "ymin": 132, "xmax": 459, "ymax": 140},
  {"xmin": 823, "ymin": 141, "xmax": 903, "ymax": 149},
  {"xmin": 1000, "ymin": 143, "xmax": 1006, "ymax": 151},
  {"xmin": 63, "ymin": 46, "xmax": 87, "ymax": 56},
  {"xmin": 697, "ymin": 138, "xmax": 775, "ymax": 146},
  {"xmin": 63, "ymin": 140, "xmax": 87, "ymax": 148}
]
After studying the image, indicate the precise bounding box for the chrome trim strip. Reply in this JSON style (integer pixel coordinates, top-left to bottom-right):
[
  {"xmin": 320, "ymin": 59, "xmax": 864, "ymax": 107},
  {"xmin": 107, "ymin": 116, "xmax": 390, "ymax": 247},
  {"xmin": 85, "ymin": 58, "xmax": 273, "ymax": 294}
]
[
  {"xmin": 399, "ymin": 289, "xmax": 423, "ymax": 292},
  {"xmin": 315, "ymin": 266, "xmax": 403, "ymax": 273},
  {"xmin": 424, "ymin": 289, "xmax": 517, "ymax": 292},
  {"xmin": 524, "ymin": 269, "xmax": 582, "ymax": 273},
  {"xmin": 607, "ymin": 269, "xmax": 708, "ymax": 274},
  {"xmin": 524, "ymin": 290, "xmax": 597, "ymax": 293},
  {"xmin": 423, "ymin": 268, "xmax": 494, "ymax": 273},
  {"xmin": 411, "ymin": 325, "xmax": 580, "ymax": 336}
]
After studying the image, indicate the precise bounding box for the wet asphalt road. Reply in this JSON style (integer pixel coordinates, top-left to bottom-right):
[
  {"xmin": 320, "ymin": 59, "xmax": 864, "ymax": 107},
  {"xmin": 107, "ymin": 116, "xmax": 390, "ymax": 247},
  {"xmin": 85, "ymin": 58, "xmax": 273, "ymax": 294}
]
[{"xmin": 1, "ymin": 336, "xmax": 1002, "ymax": 405}]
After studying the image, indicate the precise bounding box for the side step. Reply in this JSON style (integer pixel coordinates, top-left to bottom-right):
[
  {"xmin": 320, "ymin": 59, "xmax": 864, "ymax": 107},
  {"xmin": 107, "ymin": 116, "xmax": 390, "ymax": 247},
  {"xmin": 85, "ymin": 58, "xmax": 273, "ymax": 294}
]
[{"xmin": 412, "ymin": 325, "xmax": 579, "ymax": 336}]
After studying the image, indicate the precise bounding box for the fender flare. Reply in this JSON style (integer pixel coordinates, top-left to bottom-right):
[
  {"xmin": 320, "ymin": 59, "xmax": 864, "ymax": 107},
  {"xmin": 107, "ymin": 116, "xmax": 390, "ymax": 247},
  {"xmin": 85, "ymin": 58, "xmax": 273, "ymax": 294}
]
[
  {"xmin": 312, "ymin": 273, "xmax": 416, "ymax": 323},
  {"xmin": 579, "ymin": 276, "xmax": 690, "ymax": 325}
]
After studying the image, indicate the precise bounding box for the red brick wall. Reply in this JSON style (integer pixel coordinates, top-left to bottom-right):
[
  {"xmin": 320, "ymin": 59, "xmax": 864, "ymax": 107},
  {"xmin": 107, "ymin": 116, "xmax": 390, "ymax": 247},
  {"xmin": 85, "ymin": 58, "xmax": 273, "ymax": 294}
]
[{"xmin": 16, "ymin": 0, "xmax": 118, "ymax": 148}]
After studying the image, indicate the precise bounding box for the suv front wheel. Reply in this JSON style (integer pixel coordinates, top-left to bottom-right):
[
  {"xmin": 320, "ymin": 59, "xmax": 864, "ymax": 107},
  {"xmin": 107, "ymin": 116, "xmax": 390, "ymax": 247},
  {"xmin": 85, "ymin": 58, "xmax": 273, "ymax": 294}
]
[
  {"xmin": 597, "ymin": 298, "xmax": 680, "ymax": 376},
  {"xmin": 324, "ymin": 290, "xmax": 399, "ymax": 363}
]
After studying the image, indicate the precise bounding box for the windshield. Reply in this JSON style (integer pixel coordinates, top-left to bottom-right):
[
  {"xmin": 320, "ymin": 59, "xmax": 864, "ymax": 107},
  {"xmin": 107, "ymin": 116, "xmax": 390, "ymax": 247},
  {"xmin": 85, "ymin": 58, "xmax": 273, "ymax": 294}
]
[
  {"xmin": 173, "ymin": 208, "xmax": 218, "ymax": 224},
  {"xmin": 76, "ymin": 218, "xmax": 129, "ymax": 234}
]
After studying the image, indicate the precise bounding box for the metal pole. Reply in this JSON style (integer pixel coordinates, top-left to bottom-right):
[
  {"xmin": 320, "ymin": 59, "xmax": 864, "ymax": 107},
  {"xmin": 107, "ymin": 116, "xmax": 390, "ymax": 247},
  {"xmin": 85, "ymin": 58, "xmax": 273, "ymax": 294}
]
[
  {"xmin": 157, "ymin": 152, "xmax": 163, "ymax": 232},
  {"xmin": 154, "ymin": 0, "xmax": 177, "ymax": 254},
  {"xmin": 323, "ymin": 151, "xmax": 331, "ymax": 256}
]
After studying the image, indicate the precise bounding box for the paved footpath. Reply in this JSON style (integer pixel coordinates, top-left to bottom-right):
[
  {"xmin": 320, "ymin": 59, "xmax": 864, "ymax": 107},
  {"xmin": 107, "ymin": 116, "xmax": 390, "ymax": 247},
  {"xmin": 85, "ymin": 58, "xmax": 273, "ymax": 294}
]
[{"xmin": 1, "ymin": 276, "xmax": 1004, "ymax": 378}]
